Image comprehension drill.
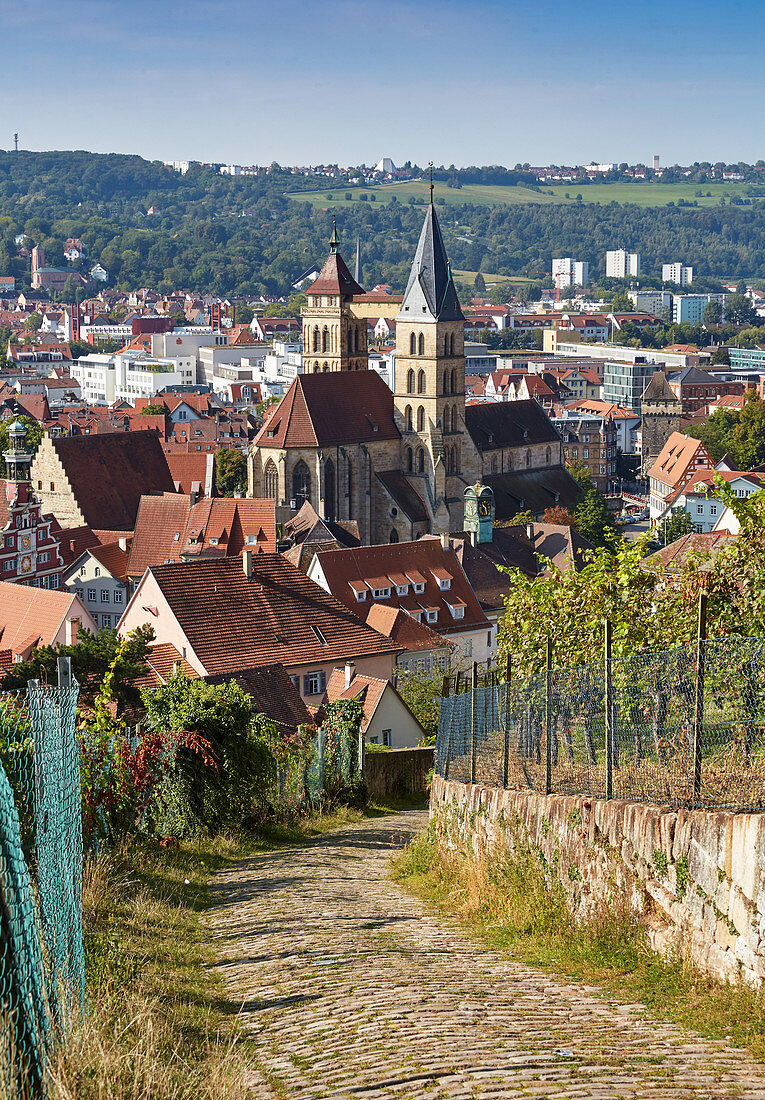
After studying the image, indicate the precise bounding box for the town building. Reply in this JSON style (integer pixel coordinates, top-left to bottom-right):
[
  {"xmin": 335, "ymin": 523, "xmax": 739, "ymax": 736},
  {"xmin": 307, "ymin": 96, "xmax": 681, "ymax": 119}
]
[
  {"xmin": 552, "ymin": 258, "xmax": 589, "ymax": 290},
  {"xmin": 672, "ymin": 470, "xmax": 765, "ymax": 533},
  {"xmin": 325, "ymin": 664, "xmax": 425, "ymax": 748},
  {"xmin": 118, "ymin": 554, "xmax": 402, "ymax": 703},
  {"xmin": 70, "ymin": 352, "xmax": 196, "ymax": 403},
  {"xmin": 551, "ymin": 414, "xmax": 617, "ymax": 492},
  {"xmin": 364, "ymin": 602, "xmax": 452, "ymax": 674},
  {"xmin": 672, "ymin": 294, "xmax": 725, "ymax": 325},
  {"xmin": 603, "ymin": 358, "xmax": 656, "ymax": 411},
  {"xmin": 605, "ymin": 249, "xmax": 640, "ymax": 279},
  {"xmin": 662, "ymin": 263, "xmax": 693, "ymax": 286},
  {"xmin": 627, "ymin": 289, "xmax": 672, "ymax": 317},
  {"xmin": 64, "ymin": 541, "xmax": 130, "ymax": 630},
  {"xmin": 665, "ymin": 367, "xmax": 744, "ymax": 415},
  {"xmin": 307, "ymin": 538, "xmax": 494, "ymax": 664},
  {"xmin": 0, "ymin": 583, "xmax": 96, "ymax": 665},
  {"xmin": 640, "ymin": 371, "xmax": 684, "ymax": 476},
  {"xmin": 647, "ymin": 433, "xmax": 713, "ymax": 520}
]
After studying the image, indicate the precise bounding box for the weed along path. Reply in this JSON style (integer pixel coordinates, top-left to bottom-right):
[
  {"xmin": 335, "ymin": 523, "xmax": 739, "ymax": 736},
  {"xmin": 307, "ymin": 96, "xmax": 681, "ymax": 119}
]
[{"xmin": 207, "ymin": 810, "xmax": 765, "ymax": 1099}]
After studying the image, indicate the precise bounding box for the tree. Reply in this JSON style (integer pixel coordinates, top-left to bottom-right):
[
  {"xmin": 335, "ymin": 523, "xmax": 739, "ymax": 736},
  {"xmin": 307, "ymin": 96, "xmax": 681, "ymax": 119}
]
[
  {"xmin": 684, "ymin": 407, "xmax": 739, "ymax": 465},
  {"xmin": 26, "ymin": 311, "xmax": 42, "ymax": 332},
  {"xmin": 395, "ymin": 666, "xmax": 446, "ymax": 745},
  {"xmin": 473, "ymin": 272, "xmax": 486, "ymax": 295},
  {"xmin": 542, "ymin": 506, "xmax": 576, "ymax": 526},
  {"xmin": 488, "ymin": 281, "xmax": 513, "ymax": 305},
  {"xmin": 731, "ymin": 391, "xmax": 765, "ymax": 469},
  {"xmin": 724, "ymin": 293, "xmax": 757, "ymax": 326},
  {"xmin": 216, "ymin": 448, "xmax": 247, "ymax": 496},
  {"xmin": 140, "ymin": 403, "xmax": 166, "ymax": 416},
  {"xmin": 499, "ymin": 510, "xmax": 534, "ymax": 528},
  {"xmin": 1, "ymin": 625, "xmax": 153, "ymax": 711},
  {"xmin": 0, "ymin": 417, "xmax": 43, "ymax": 477},
  {"xmin": 610, "ymin": 291, "xmax": 633, "ymax": 312},
  {"xmin": 661, "ymin": 509, "xmax": 694, "ymax": 545},
  {"xmin": 574, "ymin": 489, "xmax": 616, "ymax": 546},
  {"xmin": 703, "ymin": 300, "xmax": 723, "ymax": 325}
]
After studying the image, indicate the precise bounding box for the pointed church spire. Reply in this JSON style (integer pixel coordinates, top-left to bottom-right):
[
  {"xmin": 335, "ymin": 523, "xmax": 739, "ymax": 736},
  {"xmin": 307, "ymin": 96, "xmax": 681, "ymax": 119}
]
[
  {"xmin": 399, "ymin": 202, "xmax": 463, "ymax": 322},
  {"xmin": 330, "ymin": 216, "xmax": 339, "ymax": 254}
]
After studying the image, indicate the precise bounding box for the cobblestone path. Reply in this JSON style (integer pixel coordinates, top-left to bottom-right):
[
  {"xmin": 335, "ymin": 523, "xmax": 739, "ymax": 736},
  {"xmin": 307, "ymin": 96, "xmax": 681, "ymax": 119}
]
[{"xmin": 208, "ymin": 810, "xmax": 765, "ymax": 1099}]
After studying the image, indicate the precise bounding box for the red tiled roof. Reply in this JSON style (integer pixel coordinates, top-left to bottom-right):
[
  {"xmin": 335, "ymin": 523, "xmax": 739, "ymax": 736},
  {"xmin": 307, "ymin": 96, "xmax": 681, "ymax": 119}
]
[
  {"xmin": 127, "ymin": 494, "xmax": 277, "ymax": 578},
  {"xmin": 312, "ymin": 541, "xmax": 488, "ymax": 636},
  {"xmin": 139, "ymin": 555, "xmax": 400, "ymax": 675},
  {"xmin": 205, "ymin": 663, "xmax": 315, "ymax": 732},
  {"xmin": 365, "ymin": 602, "xmax": 452, "ymax": 653},
  {"xmin": 325, "ymin": 669, "xmax": 387, "ymax": 732},
  {"xmin": 89, "ymin": 541, "xmax": 130, "ymax": 581},
  {"xmin": 253, "ymin": 372, "xmax": 399, "ymax": 449},
  {"xmin": 0, "ymin": 583, "xmax": 95, "ymax": 656},
  {"xmin": 133, "ymin": 642, "xmax": 199, "ymax": 690},
  {"xmin": 308, "ymin": 251, "xmax": 364, "ymax": 298},
  {"xmin": 165, "ymin": 452, "xmax": 215, "ymax": 497},
  {"xmin": 42, "ymin": 432, "xmax": 176, "ymax": 530}
]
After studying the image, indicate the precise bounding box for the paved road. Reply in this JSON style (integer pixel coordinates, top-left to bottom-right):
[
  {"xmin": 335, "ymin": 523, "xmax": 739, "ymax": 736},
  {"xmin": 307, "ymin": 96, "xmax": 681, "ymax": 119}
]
[{"xmin": 208, "ymin": 810, "xmax": 765, "ymax": 1099}]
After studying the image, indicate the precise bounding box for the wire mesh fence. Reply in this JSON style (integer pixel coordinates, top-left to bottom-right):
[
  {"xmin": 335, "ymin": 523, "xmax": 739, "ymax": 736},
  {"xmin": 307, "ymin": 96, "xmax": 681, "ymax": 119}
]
[
  {"xmin": 437, "ymin": 633, "xmax": 765, "ymax": 813},
  {"xmin": 278, "ymin": 721, "xmax": 364, "ymax": 808},
  {"xmin": 0, "ymin": 660, "xmax": 83, "ymax": 1100}
]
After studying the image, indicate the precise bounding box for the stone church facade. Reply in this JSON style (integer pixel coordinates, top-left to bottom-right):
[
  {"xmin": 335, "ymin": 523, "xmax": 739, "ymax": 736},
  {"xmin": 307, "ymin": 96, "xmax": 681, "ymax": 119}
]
[{"xmin": 248, "ymin": 205, "xmax": 577, "ymax": 544}]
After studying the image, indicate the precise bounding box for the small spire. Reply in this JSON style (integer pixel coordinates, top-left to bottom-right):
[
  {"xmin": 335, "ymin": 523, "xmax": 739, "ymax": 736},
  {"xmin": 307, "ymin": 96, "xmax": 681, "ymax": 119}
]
[
  {"xmin": 330, "ymin": 216, "xmax": 339, "ymax": 254},
  {"xmin": 428, "ymin": 162, "xmax": 434, "ymax": 205}
]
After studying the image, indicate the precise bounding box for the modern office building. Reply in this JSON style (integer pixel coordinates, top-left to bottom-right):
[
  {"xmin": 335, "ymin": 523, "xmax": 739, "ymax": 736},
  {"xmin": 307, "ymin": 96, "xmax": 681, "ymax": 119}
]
[
  {"xmin": 603, "ymin": 358, "xmax": 655, "ymax": 411},
  {"xmin": 605, "ymin": 249, "xmax": 640, "ymax": 279}
]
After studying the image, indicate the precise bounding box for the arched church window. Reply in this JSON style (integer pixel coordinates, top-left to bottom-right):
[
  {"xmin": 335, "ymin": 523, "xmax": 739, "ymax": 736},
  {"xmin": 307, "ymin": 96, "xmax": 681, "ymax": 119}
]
[
  {"xmin": 354, "ymin": 326, "xmax": 360, "ymax": 353},
  {"xmin": 417, "ymin": 447, "xmax": 425, "ymax": 473},
  {"xmin": 389, "ymin": 529, "xmax": 399, "ymax": 543},
  {"xmin": 443, "ymin": 406, "xmax": 451, "ymax": 434},
  {"xmin": 450, "ymin": 333, "xmax": 456, "ymax": 356},
  {"xmin": 407, "ymin": 368, "xmax": 415, "ymax": 394},
  {"xmin": 322, "ymin": 362, "xmax": 329, "ymax": 372},
  {"xmin": 410, "ymin": 332, "xmax": 416, "ymax": 355},
  {"xmin": 492, "ymin": 456, "xmax": 498, "ymax": 474},
  {"xmin": 450, "ymin": 368, "xmax": 456, "ymax": 394},
  {"xmin": 312, "ymin": 327, "xmax": 320, "ymax": 352},
  {"xmin": 417, "ymin": 369, "xmax": 426, "ymax": 394},
  {"xmin": 322, "ymin": 327, "xmax": 329, "ymax": 353},
  {"xmin": 545, "ymin": 446, "xmax": 551, "ymax": 465},
  {"xmin": 324, "ymin": 458, "xmax": 335, "ymax": 522},
  {"xmin": 405, "ymin": 405, "xmax": 413, "ymax": 431},
  {"xmin": 417, "ymin": 406, "xmax": 424, "ymax": 432},
  {"xmin": 406, "ymin": 447, "xmax": 413, "ymax": 472},
  {"xmin": 418, "ymin": 332, "xmax": 425, "ymax": 356},
  {"xmin": 292, "ymin": 460, "xmax": 311, "ymax": 508},
  {"xmin": 443, "ymin": 369, "xmax": 448, "ymax": 394},
  {"xmin": 347, "ymin": 458, "xmax": 353, "ymax": 506},
  {"xmin": 264, "ymin": 459, "xmax": 278, "ymax": 499}
]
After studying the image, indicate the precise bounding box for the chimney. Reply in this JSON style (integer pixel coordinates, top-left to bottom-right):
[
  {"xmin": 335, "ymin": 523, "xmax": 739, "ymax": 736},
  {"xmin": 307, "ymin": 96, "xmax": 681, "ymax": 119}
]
[
  {"xmin": 243, "ymin": 548, "xmax": 253, "ymax": 577},
  {"xmin": 189, "ymin": 489, "xmax": 198, "ymax": 506},
  {"xmin": 118, "ymin": 536, "xmax": 128, "ymax": 551},
  {"xmin": 440, "ymin": 532, "xmax": 450, "ymax": 550},
  {"xmin": 344, "ymin": 660, "xmax": 355, "ymax": 690},
  {"xmin": 65, "ymin": 617, "xmax": 79, "ymax": 646},
  {"xmin": 526, "ymin": 523, "xmax": 535, "ymax": 543}
]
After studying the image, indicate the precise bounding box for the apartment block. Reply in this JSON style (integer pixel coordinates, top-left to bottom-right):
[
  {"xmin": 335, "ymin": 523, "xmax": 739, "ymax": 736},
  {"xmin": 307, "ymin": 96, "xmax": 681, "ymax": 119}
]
[
  {"xmin": 552, "ymin": 257, "xmax": 589, "ymax": 289},
  {"xmin": 605, "ymin": 249, "xmax": 640, "ymax": 279},
  {"xmin": 662, "ymin": 263, "xmax": 693, "ymax": 286}
]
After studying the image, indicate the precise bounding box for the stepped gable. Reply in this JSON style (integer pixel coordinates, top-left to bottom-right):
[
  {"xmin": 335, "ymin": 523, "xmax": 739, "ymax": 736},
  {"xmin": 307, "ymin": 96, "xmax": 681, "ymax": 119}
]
[
  {"xmin": 399, "ymin": 203, "xmax": 463, "ymax": 322},
  {"xmin": 45, "ymin": 432, "xmax": 175, "ymax": 529},
  {"xmin": 147, "ymin": 555, "xmax": 400, "ymax": 675},
  {"xmin": 465, "ymin": 398, "xmax": 561, "ymax": 449},
  {"xmin": 253, "ymin": 372, "xmax": 399, "ymax": 449}
]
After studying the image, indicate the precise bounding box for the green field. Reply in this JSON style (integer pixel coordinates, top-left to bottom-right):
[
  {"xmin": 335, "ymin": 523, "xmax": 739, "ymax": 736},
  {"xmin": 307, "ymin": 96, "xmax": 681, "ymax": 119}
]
[{"xmin": 288, "ymin": 178, "xmax": 758, "ymax": 210}]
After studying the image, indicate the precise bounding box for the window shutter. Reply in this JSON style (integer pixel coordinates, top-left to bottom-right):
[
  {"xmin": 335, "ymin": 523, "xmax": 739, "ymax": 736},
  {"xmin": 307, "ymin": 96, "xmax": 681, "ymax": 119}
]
[
  {"xmin": 318, "ymin": 670, "xmax": 326, "ymax": 693},
  {"xmin": 303, "ymin": 675, "xmax": 310, "ymax": 695}
]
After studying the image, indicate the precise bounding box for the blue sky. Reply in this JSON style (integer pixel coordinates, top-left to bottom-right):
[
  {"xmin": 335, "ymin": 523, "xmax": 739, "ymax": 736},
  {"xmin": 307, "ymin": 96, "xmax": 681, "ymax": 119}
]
[{"xmin": 2, "ymin": 0, "xmax": 761, "ymax": 166}]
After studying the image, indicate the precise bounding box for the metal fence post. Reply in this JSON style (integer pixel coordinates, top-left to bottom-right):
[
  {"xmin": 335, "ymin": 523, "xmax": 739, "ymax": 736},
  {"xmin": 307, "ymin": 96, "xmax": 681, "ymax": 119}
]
[
  {"xmin": 470, "ymin": 661, "xmax": 478, "ymax": 784},
  {"xmin": 502, "ymin": 655, "xmax": 511, "ymax": 788},
  {"xmin": 693, "ymin": 591, "xmax": 708, "ymax": 802},
  {"xmin": 545, "ymin": 638, "xmax": 553, "ymax": 795},
  {"xmin": 441, "ymin": 674, "xmax": 451, "ymax": 780},
  {"xmin": 604, "ymin": 619, "xmax": 613, "ymax": 799},
  {"xmin": 57, "ymin": 656, "xmax": 73, "ymax": 690}
]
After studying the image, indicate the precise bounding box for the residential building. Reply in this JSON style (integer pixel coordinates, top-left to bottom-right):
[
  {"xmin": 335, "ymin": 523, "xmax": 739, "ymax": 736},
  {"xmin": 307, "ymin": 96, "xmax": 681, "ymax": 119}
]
[
  {"xmin": 640, "ymin": 371, "xmax": 683, "ymax": 476},
  {"xmin": 665, "ymin": 367, "xmax": 744, "ymax": 415},
  {"xmin": 118, "ymin": 553, "xmax": 401, "ymax": 703},
  {"xmin": 0, "ymin": 583, "xmax": 96, "ymax": 666},
  {"xmin": 672, "ymin": 294, "xmax": 725, "ymax": 325},
  {"xmin": 64, "ymin": 541, "xmax": 130, "ymax": 631},
  {"xmin": 563, "ymin": 399, "xmax": 640, "ymax": 454},
  {"xmin": 673, "ymin": 470, "xmax": 765, "ymax": 533},
  {"xmin": 364, "ymin": 603, "xmax": 453, "ymax": 674},
  {"xmin": 552, "ymin": 414, "xmax": 617, "ymax": 492},
  {"xmin": 603, "ymin": 359, "xmax": 656, "ymax": 411},
  {"xmin": 647, "ymin": 433, "xmax": 713, "ymax": 520},
  {"xmin": 126, "ymin": 494, "xmax": 277, "ymax": 585},
  {"xmin": 544, "ymin": 333, "xmax": 705, "ymax": 370},
  {"xmin": 205, "ymin": 663, "xmax": 315, "ymax": 735},
  {"xmin": 31, "ymin": 432, "xmax": 176, "ymax": 533},
  {"xmin": 605, "ymin": 249, "xmax": 640, "ymax": 278},
  {"xmin": 627, "ymin": 289, "xmax": 672, "ymax": 317},
  {"xmin": 307, "ymin": 538, "xmax": 494, "ymax": 664},
  {"xmin": 326, "ymin": 663, "xmax": 425, "ymax": 748},
  {"xmin": 552, "ymin": 258, "xmax": 589, "ymax": 290},
  {"xmin": 70, "ymin": 352, "xmax": 196, "ymax": 403},
  {"xmin": 662, "ymin": 263, "xmax": 693, "ymax": 286}
]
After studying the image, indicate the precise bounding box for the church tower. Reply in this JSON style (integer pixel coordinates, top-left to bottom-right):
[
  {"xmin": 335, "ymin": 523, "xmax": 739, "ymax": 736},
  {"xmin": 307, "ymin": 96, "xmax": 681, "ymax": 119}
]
[
  {"xmin": 395, "ymin": 197, "xmax": 466, "ymax": 531},
  {"xmin": 640, "ymin": 370, "xmax": 683, "ymax": 477},
  {"xmin": 301, "ymin": 220, "xmax": 368, "ymax": 373}
]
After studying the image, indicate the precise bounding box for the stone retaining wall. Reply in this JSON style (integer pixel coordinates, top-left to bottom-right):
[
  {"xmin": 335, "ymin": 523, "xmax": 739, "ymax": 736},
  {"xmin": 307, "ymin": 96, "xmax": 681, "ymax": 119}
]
[
  {"xmin": 430, "ymin": 774, "xmax": 765, "ymax": 987},
  {"xmin": 364, "ymin": 747, "xmax": 433, "ymax": 800}
]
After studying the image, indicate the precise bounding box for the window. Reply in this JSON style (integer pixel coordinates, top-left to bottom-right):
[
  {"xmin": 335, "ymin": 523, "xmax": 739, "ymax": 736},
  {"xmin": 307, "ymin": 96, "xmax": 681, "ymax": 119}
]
[
  {"xmin": 101, "ymin": 589, "xmax": 109, "ymax": 602},
  {"xmin": 2, "ymin": 561, "xmax": 13, "ymax": 572},
  {"xmin": 697, "ymin": 505, "xmax": 704, "ymax": 515},
  {"xmin": 417, "ymin": 369, "xmax": 426, "ymax": 394},
  {"xmin": 304, "ymin": 670, "xmax": 326, "ymax": 696},
  {"xmin": 409, "ymin": 332, "xmax": 416, "ymax": 355},
  {"xmin": 426, "ymin": 610, "xmax": 438, "ymax": 623},
  {"xmin": 710, "ymin": 505, "xmax": 718, "ymax": 516},
  {"xmin": 355, "ymin": 589, "xmax": 366, "ymax": 602},
  {"xmin": 38, "ymin": 551, "xmax": 49, "ymax": 563},
  {"xmin": 94, "ymin": 567, "xmax": 100, "ymax": 577},
  {"xmin": 450, "ymin": 604, "xmax": 465, "ymax": 620},
  {"xmin": 292, "ymin": 461, "xmax": 311, "ymax": 508},
  {"xmin": 406, "ymin": 447, "xmax": 413, "ymax": 472},
  {"xmin": 413, "ymin": 581, "xmax": 425, "ymax": 594},
  {"xmin": 417, "ymin": 448, "xmax": 425, "ymax": 473},
  {"xmin": 382, "ymin": 730, "xmax": 392, "ymax": 747},
  {"xmin": 390, "ymin": 529, "xmax": 399, "ymax": 543},
  {"xmin": 405, "ymin": 405, "xmax": 413, "ymax": 431},
  {"xmin": 583, "ymin": 449, "xmax": 589, "ymax": 459},
  {"xmin": 373, "ymin": 587, "xmax": 391, "ymax": 599},
  {"xmin": 418, "ymin": 333, "xmax": 425, "ymax": 356},
  {"xmin": 114, "ymin": 590, "xmax": 123, "ymax": 604},
  {"xmin": 407, "ymin": 368, "xmax": 415, "ymax": 394},
  {"xmin": 416, "ymin": 406, "xmax": 424, "ymax": 432},
  {"xmin": 396, "ymin": 584, "xmax": 408, "ymax": 595},
  {"xmin": 264, "ymin": 460, "xmax": 278, "ymax": 499},
  {"xmin": 438, "ymin": 577, "xmax": 451, "ymax": 590},
  {"xmin": 101, "ymin": 614, "xmax": 112, "ymax": 628},
  {"xmin": 87, "ymin": 588, "xmax": 96, "ymax": 600}
]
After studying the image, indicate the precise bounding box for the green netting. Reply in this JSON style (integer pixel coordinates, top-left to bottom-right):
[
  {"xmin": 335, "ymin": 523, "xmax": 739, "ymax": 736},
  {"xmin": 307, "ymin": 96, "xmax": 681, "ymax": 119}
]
[
  {"xmin": 279, "ymin": 720, "xmax": 363, "ymax": 808},
  {"xmin": 0, "ymin": 671, "xmax": 83, "ymax": 1100},
  {"xmin": 437, "ymin": 637, "xmax": 765, "ymax": 812}
]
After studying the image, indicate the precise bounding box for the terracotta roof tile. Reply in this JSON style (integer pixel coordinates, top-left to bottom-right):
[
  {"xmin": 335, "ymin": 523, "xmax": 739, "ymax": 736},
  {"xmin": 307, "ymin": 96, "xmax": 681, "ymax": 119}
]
[
  {"xmin": 139, "ymin": 555, "xmax": 400, "ymax": 675},
  {"xmin": 165, "ymin": 452, "xmax": 216, "ymax": 497},
  {"xmin": 325, "ymin": 669, "xmax": 387, "ymax": 732},
  {"xmin": 308, "ymin": 250, "xmax": 364, "ymax": 298},
  {"xmin": 365, "ymin": 603, "xmax": 452, "ymax": 654},
  {"xmin": 88, "ymin": 542, "xmax": 130, "ymax": 581},
  {"xmin": 0, "ymin": 583, "xmax": 96, "ymax": 656},
  {"xmin": 254, "ymin": 373, "xmax": 399, "ymax": 449},
  {"xmin": 206, "ymin": 663, "xmax": 314, "ymax": 732},
  {"xmin": 133, "ymin": 642, "xmax": 199, "ymax": 690}
]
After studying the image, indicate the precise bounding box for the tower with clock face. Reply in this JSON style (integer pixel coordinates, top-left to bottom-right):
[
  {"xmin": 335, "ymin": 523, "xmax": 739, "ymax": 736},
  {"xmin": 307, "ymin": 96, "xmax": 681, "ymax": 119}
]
[{"xmin": 464, "ymin": 482, "xmax": 494, "ymax": 544}]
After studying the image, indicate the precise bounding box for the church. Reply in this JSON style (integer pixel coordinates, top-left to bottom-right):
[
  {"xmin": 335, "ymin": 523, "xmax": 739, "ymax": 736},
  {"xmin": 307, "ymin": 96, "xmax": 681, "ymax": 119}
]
[{"xmin": 247, "ymin": 202, "xmax": 578, "ymax": 544}]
